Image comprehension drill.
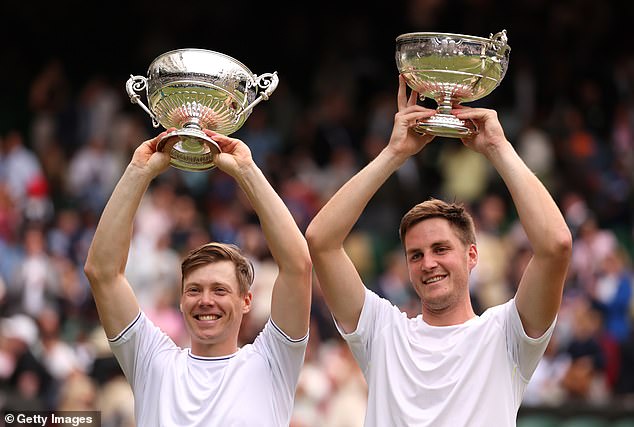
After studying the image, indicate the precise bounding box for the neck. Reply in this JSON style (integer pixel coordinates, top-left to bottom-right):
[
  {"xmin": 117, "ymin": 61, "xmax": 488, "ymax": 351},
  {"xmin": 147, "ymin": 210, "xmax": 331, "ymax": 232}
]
[
  {"xmin": 420, "ymin": 301, "xmax": 476, "ymax": 327},
  {"xmin": 190, "ymin": 340, "xmax": 239, "ymax": 358}
]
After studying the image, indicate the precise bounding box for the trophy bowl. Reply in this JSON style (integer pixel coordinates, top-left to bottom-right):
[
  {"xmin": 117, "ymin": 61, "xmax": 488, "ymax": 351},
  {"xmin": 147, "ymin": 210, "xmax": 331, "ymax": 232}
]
[
  {"xmin": 126, "ymin": 48, "xmax": 279, "ymax": 171},
  {"xmin": 395, "ymin": 30, "xmax": 510, "ymax": 138}
]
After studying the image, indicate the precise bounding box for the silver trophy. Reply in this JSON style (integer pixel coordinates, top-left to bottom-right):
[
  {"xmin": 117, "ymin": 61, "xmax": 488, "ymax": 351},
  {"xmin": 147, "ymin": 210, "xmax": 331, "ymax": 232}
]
[
  {"xmin": 395, "ymin": 30, "xmax": 510, "ymax": 138},
  {"xmin": 126, "ymin": 48, "xmax": 279, "ymax": 171}
]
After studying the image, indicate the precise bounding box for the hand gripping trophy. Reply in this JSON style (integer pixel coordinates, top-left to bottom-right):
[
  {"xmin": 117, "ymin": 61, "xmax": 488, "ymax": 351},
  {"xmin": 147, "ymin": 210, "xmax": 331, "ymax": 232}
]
[
  {"xmin": 396, "ymin": 30, "xmax": 510, "ymax": 138},
  {"xmin": 126, "ymin": 49, "xmax": 279, "ymax": 171}
]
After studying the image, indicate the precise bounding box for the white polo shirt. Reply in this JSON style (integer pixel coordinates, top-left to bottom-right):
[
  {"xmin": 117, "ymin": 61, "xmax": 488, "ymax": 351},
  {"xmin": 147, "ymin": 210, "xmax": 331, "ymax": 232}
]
[
  {"xmin": 338, "ymin": 289, "xmax": 554, "ymax": 427},
  {"xmin": 109, "ymin": 312, "xmax": 307, "ymax": 427}
]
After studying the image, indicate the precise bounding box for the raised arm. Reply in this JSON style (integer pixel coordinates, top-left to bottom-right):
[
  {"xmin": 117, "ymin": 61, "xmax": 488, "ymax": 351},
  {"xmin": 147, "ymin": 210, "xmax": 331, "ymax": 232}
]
[
  {"xmin": 84, "ymin": 130, "xmax": 172, "ymax": 338},
  {"xmin": 305, "ymin": 76, "xmax": 436, "ymax": 333},
  {"xmin": 207, "ymin": 130, "xmax": 312, "ymax": 339},
  {"xmin": 454, "ymin": 108, "xmax": 573, "ymax": 337}
]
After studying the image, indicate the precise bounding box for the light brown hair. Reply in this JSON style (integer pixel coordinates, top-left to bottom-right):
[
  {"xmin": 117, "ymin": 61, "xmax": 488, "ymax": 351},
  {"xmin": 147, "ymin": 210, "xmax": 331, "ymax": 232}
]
[
  {"xmin": 399, "ymin": 198, "xmax": 476, "ymax": 246},
  {"xmin": 181, "ymin": 243, "xmax": 254, "ymax": 295}
]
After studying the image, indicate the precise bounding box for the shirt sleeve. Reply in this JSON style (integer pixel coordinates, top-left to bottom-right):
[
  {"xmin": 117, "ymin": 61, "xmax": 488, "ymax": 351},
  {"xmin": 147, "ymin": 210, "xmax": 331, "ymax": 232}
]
[
  {"xmin": 252, "ymin": 318, "xmax": 308, "ymax": 404},
  {"xmin": 108, "ymin": 311, "xmax": 178, "ymax": 393},
  {"xmin": 334, "ymin": 288, "xmax": 395, "ymax": 374},
  {"xmin": 505, "ymin": 299, "xmax": 556, "ymax": 381}
]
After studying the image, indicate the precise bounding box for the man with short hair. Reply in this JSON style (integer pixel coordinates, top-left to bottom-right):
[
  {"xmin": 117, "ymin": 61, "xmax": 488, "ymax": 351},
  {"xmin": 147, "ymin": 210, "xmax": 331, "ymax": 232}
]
[
  {"xmin": 84, "ymin": 129, "xmax": 312, "ymax": 426},
  {"xmin": 305, "ymin": 76, "xmax": 573, "ymax": 426}
]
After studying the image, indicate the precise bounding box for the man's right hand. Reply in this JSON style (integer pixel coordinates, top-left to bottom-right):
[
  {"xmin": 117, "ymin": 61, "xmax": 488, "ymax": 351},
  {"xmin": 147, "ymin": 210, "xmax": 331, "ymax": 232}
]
[
  {"xmin": 385, "ymin": 75, "xmax": 436, "ymax": 160},
  {"xmin": 129, "ymin": 129, "xmax": 175, "ymax": 177}
]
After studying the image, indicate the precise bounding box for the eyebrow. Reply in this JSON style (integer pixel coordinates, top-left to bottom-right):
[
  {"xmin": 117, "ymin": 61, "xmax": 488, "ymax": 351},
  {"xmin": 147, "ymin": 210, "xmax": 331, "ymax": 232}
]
[
  {"xmin": 431, "ymin": 240, "xmax": 452, "ymax": 248},
  {"xmin": 406, "ymin": 240, "xmax": 453, "ymax": 254},
  {"xmin": 183, "ymin": 281, "xmax": 232, "ymax": 289}
]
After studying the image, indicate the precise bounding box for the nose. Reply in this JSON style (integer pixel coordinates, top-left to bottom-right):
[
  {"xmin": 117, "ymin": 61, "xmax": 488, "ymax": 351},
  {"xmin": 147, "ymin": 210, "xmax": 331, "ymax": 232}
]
[
  {"xmin": 421, "ymin": 254, "xmax": 439, "ymax": 271},
  {"xmin": 198, "ymin": 289, "xmax": 215, "ymax": 306}
]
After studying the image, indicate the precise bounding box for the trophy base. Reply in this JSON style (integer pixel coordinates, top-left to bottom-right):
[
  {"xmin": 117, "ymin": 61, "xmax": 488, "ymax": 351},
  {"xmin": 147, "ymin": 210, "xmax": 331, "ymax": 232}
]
[
  {"xmin": 156, "ymin": 128, "xmax": 221, "ymax": 172},
  {"xmin": 414, "ymin": 113, "xmax": 478, "ymax": 138}
]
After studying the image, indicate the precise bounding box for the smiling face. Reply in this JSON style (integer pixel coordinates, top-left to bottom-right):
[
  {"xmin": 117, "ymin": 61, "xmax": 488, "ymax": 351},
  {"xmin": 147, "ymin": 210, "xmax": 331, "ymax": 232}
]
[
  {"xmin": 404, "ymin": 217, "xmax": 478, "ymax": 323},
  {"xmin": 180, "ymin": 260, "xmax": 252, "ymax": 357}
]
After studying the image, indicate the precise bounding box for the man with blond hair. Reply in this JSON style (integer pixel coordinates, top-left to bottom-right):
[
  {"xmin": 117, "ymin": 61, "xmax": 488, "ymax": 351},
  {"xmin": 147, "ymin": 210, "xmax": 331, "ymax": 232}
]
[{"xmin": 85, "ymin": 129, "xmax": 312, "ymax": 426}]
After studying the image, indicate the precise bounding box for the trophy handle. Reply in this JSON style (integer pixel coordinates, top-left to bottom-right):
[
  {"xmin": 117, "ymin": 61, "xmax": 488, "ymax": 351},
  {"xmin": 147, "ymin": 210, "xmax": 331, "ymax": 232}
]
[
  {"xmin": 126, "ymin": 75, "xmax": 160, "ymax": 128},
  {"xmin": 487, "ymin": 30, "xmax": 508, "ymax": 52},
  {"xmin": 241, "ymin": 72, "xmax": 279, "ymax": 116}
]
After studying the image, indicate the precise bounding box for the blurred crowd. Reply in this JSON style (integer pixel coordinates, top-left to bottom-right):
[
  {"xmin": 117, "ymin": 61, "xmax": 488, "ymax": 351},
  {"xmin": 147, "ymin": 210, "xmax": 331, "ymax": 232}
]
[{"xmin": 1, "ymin": 0, "xmax": 633, "ymax": 425}]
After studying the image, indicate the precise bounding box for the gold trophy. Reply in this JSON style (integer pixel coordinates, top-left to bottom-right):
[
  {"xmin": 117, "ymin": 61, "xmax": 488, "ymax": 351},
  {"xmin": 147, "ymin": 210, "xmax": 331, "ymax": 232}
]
[
  {"xmin": 126, "ymin": 49, "xmax": 278, "ymax": 171},
  {"xmin": 396, "ymin": 30, "xmax": 510, "ymax": 137}
]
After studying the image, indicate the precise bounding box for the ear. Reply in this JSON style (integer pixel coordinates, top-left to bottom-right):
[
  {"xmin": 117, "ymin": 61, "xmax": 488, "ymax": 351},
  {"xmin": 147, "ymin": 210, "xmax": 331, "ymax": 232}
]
[
  {"xmin": 467, "ymin": 243, "xmax": 478, "ymax": 271},
  {"xmin": 242, "ymin": 291, "xmax": 253, "ymax": 314}
]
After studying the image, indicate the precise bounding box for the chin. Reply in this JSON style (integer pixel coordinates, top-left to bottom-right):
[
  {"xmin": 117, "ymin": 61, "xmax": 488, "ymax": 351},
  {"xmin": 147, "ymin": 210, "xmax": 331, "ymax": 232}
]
[{"xmin": 424, "ymin": 294, "xmax": 454, "ymax": 309}]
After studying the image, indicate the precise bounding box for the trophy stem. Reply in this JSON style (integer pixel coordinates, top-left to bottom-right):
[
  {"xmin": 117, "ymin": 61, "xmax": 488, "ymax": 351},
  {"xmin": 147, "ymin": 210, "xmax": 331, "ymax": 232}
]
[
  {"xmin": 413, "ymin": 95, "xmax": 477, "ymax": 138},
  {"xmin": 156, "ymin": 127, "xmax": 220, "ymax": 172},
  {"xmin": 437, "ymin": 95, "xmax": 454, "ymax": 116},
  {"xmin": 183, "ymin": 120, "xmax": 202, "ymax": 130}
]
